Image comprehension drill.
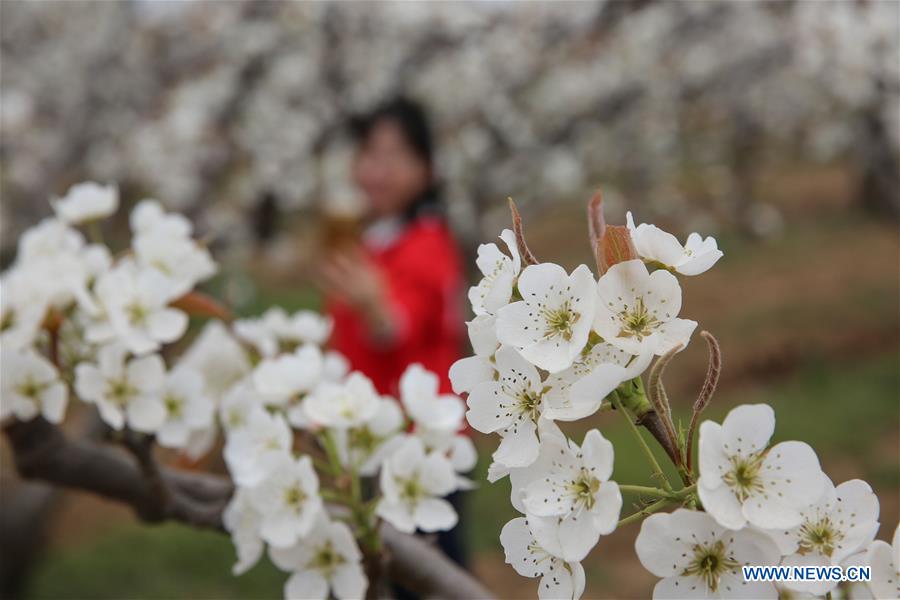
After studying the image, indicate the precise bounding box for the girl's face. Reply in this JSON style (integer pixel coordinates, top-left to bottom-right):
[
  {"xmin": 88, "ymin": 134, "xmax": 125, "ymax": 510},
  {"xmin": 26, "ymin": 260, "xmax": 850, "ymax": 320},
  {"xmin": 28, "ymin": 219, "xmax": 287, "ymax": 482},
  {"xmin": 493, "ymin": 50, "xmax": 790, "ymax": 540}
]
[{"xmin": 352, "ymin": 120, "xmax": 431, "ymax": 218}]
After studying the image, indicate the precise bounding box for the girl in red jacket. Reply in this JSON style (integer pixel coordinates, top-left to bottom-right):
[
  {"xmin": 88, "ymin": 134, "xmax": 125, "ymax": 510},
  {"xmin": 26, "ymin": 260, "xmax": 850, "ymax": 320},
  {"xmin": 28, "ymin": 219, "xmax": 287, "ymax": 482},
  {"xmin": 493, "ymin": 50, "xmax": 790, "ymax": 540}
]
[
  {"xmin": 320, "ymin": 97, "xmax": 464, "ymax": 398},
  {"xmin": 319, "ymin": 98, "xmax": 468, "ymax": 572}
]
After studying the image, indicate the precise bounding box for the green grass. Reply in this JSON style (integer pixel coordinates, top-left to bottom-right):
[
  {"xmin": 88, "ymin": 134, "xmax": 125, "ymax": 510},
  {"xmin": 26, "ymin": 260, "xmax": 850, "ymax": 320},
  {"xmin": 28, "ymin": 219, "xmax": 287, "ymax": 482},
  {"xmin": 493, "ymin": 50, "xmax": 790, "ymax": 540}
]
[
  {"xmin": 23, "ymin": 352, "xmax": 899, "ymax": 599},
  {"xmin": 27, "ymin": 524, "xmax": 285, "ymax": 600}
]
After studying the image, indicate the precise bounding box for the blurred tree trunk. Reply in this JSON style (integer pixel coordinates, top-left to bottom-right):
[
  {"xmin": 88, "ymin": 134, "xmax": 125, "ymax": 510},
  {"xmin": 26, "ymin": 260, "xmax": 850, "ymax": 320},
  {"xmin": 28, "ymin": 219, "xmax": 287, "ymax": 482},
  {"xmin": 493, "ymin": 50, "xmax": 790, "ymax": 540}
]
[{"xmin": 857, "ymin": 82, "xmax": 900, "ymax": 219}]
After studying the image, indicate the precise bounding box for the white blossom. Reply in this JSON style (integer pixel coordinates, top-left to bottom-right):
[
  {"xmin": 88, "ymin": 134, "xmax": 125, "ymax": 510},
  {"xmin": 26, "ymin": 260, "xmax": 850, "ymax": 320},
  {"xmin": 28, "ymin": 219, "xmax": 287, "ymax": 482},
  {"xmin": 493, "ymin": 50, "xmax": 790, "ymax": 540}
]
[
  {"xmin": 400, "ymin": 363, "xmax": 464, "ymax": 433},
  {"xmin": 249, "ymin": 453, "xmax": 323, "ymax": 548},
  {"xmin": 333, "ymin": 395, "xmax": 404, "ymax": 476},
  {"xmin": 224, "ymin": 410, "xmax": 293, "ymax": 487},
  {"xmin": 0, "ymin": 347, "xmax": 67, "ymax": 424},
  {"xmin": 376, "ymin": 437, "xmax": 458, "ymax": 533},
  {"xmin": 74, "ymin": 344, "xmax": 166, "ymax": 432},
  {"xmin": 543, "ymin": 342, "xmax": 651, "ymax": 421},
  {"xmin": 500, "ymin": 516, "xmax": 586, "ymax": 600},
  {"xmin": 87, "ymin": 260, "xmax": 188, "ymax": 355},
  {"xmin": 219, "ymin": 377, "xmax": 267, "ymax": 432},
  {"xmin": 497, "ymin": 263, "xmax": 596, "ymax": 373},
  {"xmin": 627, "ymin": 211, "xmax": 723, "ymax": 276},
  {"xmin": 863, "ymin": 525, "xmax": 899, "ymax": 600},
  {"xmin": 269, "ymin": 518, "xmax": 367, "ymax": 600},
  {"xmin": 467, "ymin": 345, "xmax": 545, "ymax": 468},
  {"xmin": 179, "ymin": 321, "xmax": 251, "ymax": 398},
  {"xmin": 519, "ymin": 430, "xmax": 622, "ymax": 562},
  {"xmin": 635, "ymin": 508, "xmax": 781, "ymax": 599},
  {"xmin": 223, "ymin": 489, "xmax": 265, "ymax": 576},
  {"xmin": 304, "ymin": 372, "xmax": 380, "ymax": 429},
  {"xmin": 283, "ymin": 310, "xmax": 333, "ymax": 346},
  {"xmin": 698, "ymin": 403, "xmax": 825, "ymax": 530},
  {"xmin": 592, "ymin": 259, "xmax": 697, "ymax": 357},
  {"xmin": 448, "ymin": 314, "xmax": 497, "ymax": 395},
  {"xmin": 776, "ymin": 477, "xmax": 880, "ymax": 596},
  {"xmin": 252, "ymin": 344, "xmax": 323, "ymax": 406},
  {"xmin": 468, "ymin": 229, "xmax": 521, "ymax": 317},
  {"xmin": 156, "ymin": 366, "xmax": 215, "ymax": 449},
  {"xmin": 51, "ymin": 182, "xmax": 119, "ymax": 224}
]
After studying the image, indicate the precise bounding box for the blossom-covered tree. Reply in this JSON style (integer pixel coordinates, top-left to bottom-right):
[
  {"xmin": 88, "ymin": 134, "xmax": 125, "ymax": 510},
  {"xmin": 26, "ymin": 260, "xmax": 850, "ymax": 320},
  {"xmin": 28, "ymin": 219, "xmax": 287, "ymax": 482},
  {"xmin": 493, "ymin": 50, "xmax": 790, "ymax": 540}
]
[{"xmin": 0, "ymin": 183, "xmax": 490, "ymax": 599}]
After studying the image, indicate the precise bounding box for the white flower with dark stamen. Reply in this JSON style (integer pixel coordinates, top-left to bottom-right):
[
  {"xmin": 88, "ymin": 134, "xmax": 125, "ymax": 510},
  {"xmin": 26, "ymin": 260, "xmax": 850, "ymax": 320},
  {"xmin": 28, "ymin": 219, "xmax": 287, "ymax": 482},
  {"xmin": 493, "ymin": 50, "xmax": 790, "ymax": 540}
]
[
  {"xmin": 635, "ymin": 508, "xmax": 781, "ymax": 599},
  {"xmin": 87, "ymin": 260, "xmax": 188, "ymax": 355},
  {"xmin": 698, "ymin": 403, "xmax": 825, "ymax": 530},
  {"xmin": 449, "ymin": 314, "xmax": 498, "ymax": 395},
  {"xmin": 51, "ymin": 182, "xmax": 119, "ymax": 224},
  {"xmin": 156, "ymin": 367, "xmax": 214, "ymax": 449},
  {"xmin": 497, "ymin": 263, "xmax": 596, "ymax": 373},
  {"xmin": 776, "ymin": 477, "xmax": 880, "ymax": 596},
  {"xmin": 223, "ymin": 489, "xmax": 264, "ymax": 576},
  {"xmin": 74, "ymin": 344, "xmax": 166, "ymax": 432},
  {"xmin": 863, "ymin": 525, "xmax": 899, "ymax": 600},
  {"xmin": 224, "ymin": 410, "xmax": 293, "ymax": 487},
  {"xmin": 249, "ymin": 453, "xmax": 323, "ymax": 549},
  {"xmin": 376, "ymin": 437, "xmax": 458, "ymax": 534},
  {"xmin": 270, "ymin": 518, "xmax": 367, "ymax": 600},
  {"xmin": 1, "ymin": 347, "xmax": 68, "ymax": 424},
  {"xmin": 592, "ymin": 259, "xmax": 697, "ymax": 357},
  {"xmin": 520, "ymin": 429, "xmax": 622, "ymax": 561},
  {"xmin": 467, "ymin": 345, "xmax": 545, "ymax": 468},
  {"xmin": 469, "ymin": 229, "xmax": 521, "ymax": 317},
  {"xmin": 304, "ymin": 372, "xmax": 380, "ymax": 429},
  {"xmin": 627, "ymin": 212, "xmax": 723, "ymax": 276},
  {"xmin": 500, "ymin": 516, "xmax": 586, "ymax": 600},
  {"xmin": 543, "ymin": 342, "xmax": 651, "ymax": 421}
]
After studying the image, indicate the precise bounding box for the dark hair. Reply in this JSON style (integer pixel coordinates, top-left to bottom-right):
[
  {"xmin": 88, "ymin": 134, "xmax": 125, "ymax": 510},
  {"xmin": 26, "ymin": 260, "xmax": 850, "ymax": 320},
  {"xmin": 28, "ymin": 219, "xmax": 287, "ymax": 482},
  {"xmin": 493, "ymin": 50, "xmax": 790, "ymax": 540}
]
[{"xmin": 350, "ymin": 96, "xmax": 442, "ymax": 221}]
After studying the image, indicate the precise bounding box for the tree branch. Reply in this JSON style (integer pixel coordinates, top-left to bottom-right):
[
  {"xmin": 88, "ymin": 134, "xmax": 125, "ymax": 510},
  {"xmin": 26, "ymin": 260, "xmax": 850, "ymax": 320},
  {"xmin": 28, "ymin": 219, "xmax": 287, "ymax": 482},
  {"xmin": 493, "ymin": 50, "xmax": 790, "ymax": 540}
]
[{"xmin": 3, "ymin": 418, "xmax": 494, "ymax": 599}]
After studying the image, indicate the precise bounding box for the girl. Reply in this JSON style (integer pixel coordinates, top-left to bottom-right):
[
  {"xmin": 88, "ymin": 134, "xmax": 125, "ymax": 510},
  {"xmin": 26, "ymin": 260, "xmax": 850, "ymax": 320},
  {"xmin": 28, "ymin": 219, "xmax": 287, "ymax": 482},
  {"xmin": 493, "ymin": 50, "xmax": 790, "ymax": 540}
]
[{"xmin": 320, "ymin": 97, "xmax": 464, "ymax": 398}]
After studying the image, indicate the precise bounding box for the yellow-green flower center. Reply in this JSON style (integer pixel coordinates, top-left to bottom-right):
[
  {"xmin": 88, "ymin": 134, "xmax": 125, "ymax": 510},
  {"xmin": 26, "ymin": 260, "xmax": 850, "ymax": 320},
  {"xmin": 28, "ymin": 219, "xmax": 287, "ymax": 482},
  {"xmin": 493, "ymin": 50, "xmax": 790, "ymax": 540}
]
[
  {"xmin": 618, "ymin": 298, "xmax": 659, "ymax": 340},
  {"xmin": 798, "ymin": 517, "xmax": 843, "ymax": 557},
  {"xmin": 308, "ymin": 541, "xmax": 345, "ymax": 576},
  {"xmin": 683, "ymin": 540, "xmax": 739, "ymax": 592},
  {"xmin": 106, "ymin": 378, "xmax": 136, "ymax": 406},
  {"xmin": 722, "ymin": 453, "xmax": 766, "ymax": 501},
  {"xmin": 284, "ymin": 485, "xmax": 307, "ymax": 511},
  {"xmin": 541, "ymin": 301, "xmax": 579, "ymax": 341},
  {"xmin": 164, "ymin": 394, "xmax": 183, "ymax": 418}
]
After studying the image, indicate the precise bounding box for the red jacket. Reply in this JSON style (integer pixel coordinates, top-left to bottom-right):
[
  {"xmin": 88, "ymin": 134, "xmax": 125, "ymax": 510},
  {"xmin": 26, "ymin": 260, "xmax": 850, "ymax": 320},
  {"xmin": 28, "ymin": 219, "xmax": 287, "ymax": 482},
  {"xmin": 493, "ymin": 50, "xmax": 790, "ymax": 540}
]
[{"xmin": 327, "ymin": 216, "xmax": 464, "ymax": 396}]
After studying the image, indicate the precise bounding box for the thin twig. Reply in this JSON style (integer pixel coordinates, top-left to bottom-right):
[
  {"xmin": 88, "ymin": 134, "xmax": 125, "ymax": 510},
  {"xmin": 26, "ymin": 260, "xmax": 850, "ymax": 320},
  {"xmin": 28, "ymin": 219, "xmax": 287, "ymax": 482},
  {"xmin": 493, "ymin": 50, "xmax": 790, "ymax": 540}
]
[
  {"xmin": 611, "ymin": 393, "xmax": 673, "ymax": 492},
  {"xmin": 646, "ymin": 345, "xmax": 683, "ymax": 467},
  {"xmin": 686, "ymin": 331, "xmax": 722, "ymax": 473},
  {"xmin": 508, "ymin": 197, "xmax": 538, "ymax": 265}
]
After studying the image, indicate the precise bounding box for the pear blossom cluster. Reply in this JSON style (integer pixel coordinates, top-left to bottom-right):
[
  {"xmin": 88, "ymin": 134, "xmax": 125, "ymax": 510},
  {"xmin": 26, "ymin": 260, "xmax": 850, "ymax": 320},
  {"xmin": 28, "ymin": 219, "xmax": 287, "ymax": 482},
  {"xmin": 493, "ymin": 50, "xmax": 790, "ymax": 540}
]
[
  {"xmin": 455, "ymin": 200, "xmax": 897, "ymax": 599},
  {"xmin": 0, "ymin": 182, "xmax": 472, "ymax": 600}
]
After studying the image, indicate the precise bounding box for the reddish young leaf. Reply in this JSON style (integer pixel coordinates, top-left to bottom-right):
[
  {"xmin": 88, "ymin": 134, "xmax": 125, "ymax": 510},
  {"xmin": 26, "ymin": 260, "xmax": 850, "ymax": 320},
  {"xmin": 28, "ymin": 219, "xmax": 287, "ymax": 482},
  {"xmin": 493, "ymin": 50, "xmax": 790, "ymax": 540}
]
[{"xmin": 170, "ymin": 291, "xmax": 233, "ymax": 321}]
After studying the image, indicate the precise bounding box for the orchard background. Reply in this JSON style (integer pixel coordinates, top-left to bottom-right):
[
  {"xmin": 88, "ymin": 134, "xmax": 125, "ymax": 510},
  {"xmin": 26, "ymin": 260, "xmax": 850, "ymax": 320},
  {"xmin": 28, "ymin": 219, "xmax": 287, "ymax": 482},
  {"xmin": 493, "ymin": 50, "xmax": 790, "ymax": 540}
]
[{"xmin": 1, "ymin": 2, "xmax": 898, "ymax": 599}]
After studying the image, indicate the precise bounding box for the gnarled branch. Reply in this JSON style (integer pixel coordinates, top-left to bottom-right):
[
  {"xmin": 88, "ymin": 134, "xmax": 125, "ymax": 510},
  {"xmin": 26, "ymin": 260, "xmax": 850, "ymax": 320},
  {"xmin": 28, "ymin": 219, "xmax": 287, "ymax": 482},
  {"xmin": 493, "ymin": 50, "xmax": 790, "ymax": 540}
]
[{"xmin": 3, "ymin": 418, "xmax": 494, "ymax": 599}]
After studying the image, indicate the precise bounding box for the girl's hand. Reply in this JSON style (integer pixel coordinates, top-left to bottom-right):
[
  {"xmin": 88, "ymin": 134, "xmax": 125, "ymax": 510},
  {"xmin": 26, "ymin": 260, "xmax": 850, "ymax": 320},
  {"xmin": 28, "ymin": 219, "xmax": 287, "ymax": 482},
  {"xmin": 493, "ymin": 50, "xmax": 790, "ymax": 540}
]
[{"xmin": 319, "ymin": 247, "xmax": 396, "ymax": 341}]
